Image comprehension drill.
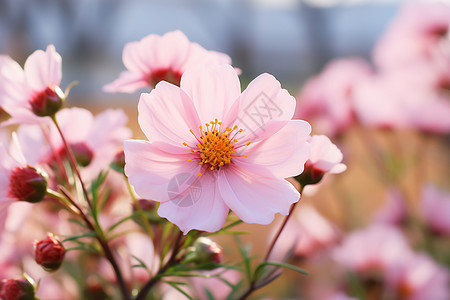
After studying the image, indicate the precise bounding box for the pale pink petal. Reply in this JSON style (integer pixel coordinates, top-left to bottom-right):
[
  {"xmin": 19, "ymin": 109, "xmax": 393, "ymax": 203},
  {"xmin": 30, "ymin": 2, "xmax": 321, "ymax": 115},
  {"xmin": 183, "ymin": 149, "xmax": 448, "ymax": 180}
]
[
  {"xmin": 218, "ymin": 166, "xmax": 299, "ymax": 224},
  {"xmin": 224, "ymin": 73, "xmax": 296, "ymax": 142},
  {"xmin": 180, "ymin": 64, "xmax": 241, "ymax": 125},
  {"xmin": 0, "ymin": 55, "xmax": 28, "ymax": 105},
  {"xmin": 24, "ymin": 45, "xmax": 62, "ymax": 92},
  {"xmin": 235, "ymin": 120, "xmax": 311, "ymax": 178},
  {"xmin": 103, "ymin": 71, "xmax": 150, "ymax": 93},
  {"xmin": 138, "ymin": 81, "xmax": 201, "ymax": 150},
  {"xmin": 51, "ymin": 107, "xmax": 93, "ymax": 143},
  {"xmin": 124, "ymin": 140, "xmax": 200, "ymax": 202},
  {"xmin": 87, "ymin": 108, "xmax": 131, "ymax": 149},
  {"xmin": 158, "ymin": 172, "xmax": 229, "ymax": 233}
]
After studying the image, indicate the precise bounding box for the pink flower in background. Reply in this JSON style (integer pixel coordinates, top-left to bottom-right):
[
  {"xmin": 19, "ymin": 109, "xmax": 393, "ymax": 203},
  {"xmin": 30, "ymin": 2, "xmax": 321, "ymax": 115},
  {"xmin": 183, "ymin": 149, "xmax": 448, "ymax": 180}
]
[
  {"xmin": 333, "ymin": 224, "xmax": 412, "ymax": 273},
  {"xmin": 373, "ymin": 1, "xmax": 450, "ymax": 71},
  {"xmin": 0, "ymin": 45, "xmax": 63, "ymax": 124},
  {"xmin": 104, "ymin": 30, "xmax": 234, "ymax": 93},
  {"xmin": 294, "ymin": 58, "xmax": 373, "ymax": 136},
  {"xmin": 421, "ymin": 184, "xmax": 450, "ymax": 236},
  {"xmin": 125, "ymin": 64, "xmax": 311, "ymax": 233},
  {"xmin": 385, "ymin": 253, "xmax": 449, "ymax": 300},
  {"xmin": 372, "ymin": 188, "xmax": 407, "ymax": 226},
  {"xmin": 16, "ymin": 107, "xmax": 131, "ymax": 181},
  {"xmin": 270, "ymin": 204, "xmax": 339, "ymax": 260},
  {"xmin": 353, "ymin": 63, "xmax": 450, "ymax": 133},
  {"xmin": 190, "ymin": 269, "xmax": 240, "ymax": 300}
]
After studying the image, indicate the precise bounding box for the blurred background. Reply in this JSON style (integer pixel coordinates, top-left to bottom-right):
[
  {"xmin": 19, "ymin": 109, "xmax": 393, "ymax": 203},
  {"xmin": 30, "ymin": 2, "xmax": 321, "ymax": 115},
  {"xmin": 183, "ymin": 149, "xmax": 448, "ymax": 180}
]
[{"xmin": 0, "ymin": 0, "xmax": 414, "ymax": 104}]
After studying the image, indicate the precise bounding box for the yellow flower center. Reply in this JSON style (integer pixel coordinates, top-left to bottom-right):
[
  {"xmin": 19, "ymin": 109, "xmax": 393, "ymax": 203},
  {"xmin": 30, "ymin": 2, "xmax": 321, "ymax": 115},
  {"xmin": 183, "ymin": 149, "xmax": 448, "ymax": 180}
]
[{"xmin": 183, "ymin": 119, "xmax": 250, "ymax": 174}]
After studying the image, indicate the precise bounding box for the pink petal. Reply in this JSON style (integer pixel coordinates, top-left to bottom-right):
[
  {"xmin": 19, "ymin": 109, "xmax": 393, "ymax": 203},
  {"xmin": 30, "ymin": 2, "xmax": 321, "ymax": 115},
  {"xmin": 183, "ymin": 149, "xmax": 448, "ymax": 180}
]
[
  {"xmin": 138, "ymin": 81, "xmax": 201, "ymax": 150},
  {"xmin": 124, "ymin": 140, "xmax": 200, "ymax": 202},
  {"xmin": 87, "ymin": 108, "xmax": 131, "ymax": 149},
  {"xmin": 24, "ymin": 45, "xmax": 62, "ymax": 92},
  {"xmin": 180, "ymin": 64, "xmax": 241, "ymax": 125},
  {"xmin": 218, "ymin": 166, "xmax": 299, "ymax": 224},
  {"xmin": 103, "ymin": 71, "xmax": 149, "ymax": 93},
  {"xmin": 157, "ymin": 172, "xmax": 229, "ymax": 233},
  {"xmin": 52, "ymin": 107, "xmax": 93, "ymax": 143},
  {"xmin": 0, "ymin": 55, "xmax": 28, "ymax": 105},
  {"xmin": 235, "ymin": 120, "xmax": 311, "ymax": 178},
  {"xmin": 224, "ymin": 73, "xmax": 297, "ymax": 142}
]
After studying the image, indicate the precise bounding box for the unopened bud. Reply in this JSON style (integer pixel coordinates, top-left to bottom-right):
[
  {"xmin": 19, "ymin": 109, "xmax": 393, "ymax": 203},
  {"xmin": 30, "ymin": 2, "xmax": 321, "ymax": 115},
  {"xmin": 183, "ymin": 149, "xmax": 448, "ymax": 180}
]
[
  {"xmin": 29, "ymin": 86, "xmax": 64, "ymax": 117},
  {"xmin": 0, "ymin": 278, "xmax": 35, "ymax": 300},
  {"xmin": 69, "ymin": 143, "xmax": 93, "ymax": 167},
  {"xmin": 183, "ymin": 237, "xmax": 223, "ymax": 269},
  {"xmin": 294, "ymin": 161, "xmax": 325, "ymax": 186},
  {"xmin": 132, "ymin": 199, "xmax": 162, "ymax": 226},
  {"xmin": 8, "ymin": 166, "xmax": 47, "ymax": 203},
  {"xmin": 110, "ymin": 149, "xmax": 125, "ymax": 173},
  {"xmin": 34, "ymin": 233, "xmax": 65, "ymax": 272}
]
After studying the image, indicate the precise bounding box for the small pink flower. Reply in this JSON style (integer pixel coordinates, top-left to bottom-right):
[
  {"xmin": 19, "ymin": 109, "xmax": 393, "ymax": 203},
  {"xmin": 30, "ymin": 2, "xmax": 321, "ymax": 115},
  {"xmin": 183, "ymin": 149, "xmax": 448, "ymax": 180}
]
[
  {"xmin": 333, "ymin": 224, "xmax": 412, "ymax": 273},
  {"xmin": 296, "ymin": 135, "xmax": 346, "ymax": 186},
  {"xmin": 125, "ymin": 64, "xmax": 311, "ymax": 233},
  {"xmin": 421, "ymin": 184, "xmax": 450, "ymax": 236},
  {"xmin": 294, "ymin": 58, "xmax": 373, "ymax": 136},
  {"xmin": 104, "ymin": 30, "xmax": 234, "ymax": 93},
  {"xmin": 0, "ymin": 45, "xmax": 63, "ymax": 123},
  {"xmin": 385, "ymin": 253, "xmax": 449, "ymax": 300},
  {"xmin": 270, "ymin": 204, "xmax": 339, "ymax": 260}
]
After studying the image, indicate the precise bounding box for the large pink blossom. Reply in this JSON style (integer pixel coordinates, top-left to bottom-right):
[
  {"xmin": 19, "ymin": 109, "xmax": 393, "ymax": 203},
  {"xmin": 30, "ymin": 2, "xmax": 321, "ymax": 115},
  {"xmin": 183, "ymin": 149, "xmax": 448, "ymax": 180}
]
[
  {"xmin": 294, "ymin": 58, "xmax": 373, "ymax": 136},
  {"xmin": 125, "ymin": 64, "xmax": 311, "ymax": 233},
  {"xmin": 104, "ymin": 30, "xmax": 234, "ymax": 93},
  {"xmin": 421, "ymin": 184, "xmax": 450, "ymax": 236},
  {"xmin": 0, "ymin": 45, "xmax": 63, "ymax": 124}
]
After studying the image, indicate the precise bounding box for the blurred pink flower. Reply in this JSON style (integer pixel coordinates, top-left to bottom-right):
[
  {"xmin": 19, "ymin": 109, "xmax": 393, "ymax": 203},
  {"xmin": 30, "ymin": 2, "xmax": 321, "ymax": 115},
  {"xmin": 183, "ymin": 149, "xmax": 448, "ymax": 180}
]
[
  {"xmin": 270, "ymin": 204, "xmax": 339, "ymax": 260},
  {"xmin": 190, "ymin": 269, "xmax": 241, "ymax": 300},
  {"xmin": 104, "ymin": 30, "xmax": 234, "ymax": 93},
  {"xmin": 0, "ymin": 45, "xmax": 63, "ymax": 124},
  {"xmin": 385, "ymin": 253, "xmax": 450, "ymax": 300},
  {"xmin": 353, "ymin": 63, "xmax": 450, "ymax": 133},
  {"xmin": 421, "ymin": 184, "xmax": 450, "ymax": 236},
  {"xmin": 372, "ymin": 188, "xmax": 407, "ymax": 226},
  {"xmin": 294, "ymin": 58, "xmax": 373, "ymax": 136},
  {"xmin": 125, "ymin": 64, "xmax": 311, "ymax": 233},
  {"xmin": 373, "ymin": 1, "xmax": 450, "ymax": 72},
  {"xmin": 333, "ymin": 224, "xmax": 412, "ymax": 273},
  {"xmin": 16, "ymin": 107, "xmax": 131, "ymax": 182}
]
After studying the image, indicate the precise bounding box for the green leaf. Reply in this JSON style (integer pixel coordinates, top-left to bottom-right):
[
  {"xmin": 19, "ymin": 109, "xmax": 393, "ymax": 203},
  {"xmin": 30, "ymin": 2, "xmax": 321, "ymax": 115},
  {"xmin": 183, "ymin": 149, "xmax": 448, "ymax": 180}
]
[
  {"xmin": 254, "ymin": 261, "xmax": 308, "ymax": 280},
  {"xmin": 166, "ymin": 281, "xmax": 194, "ymax": 300},
  {"xmin": 62, "ymin": 231, "xmax": 97, "ymax": 242},
  {"xmin": 234, "ymin": 235, "xmax": 253, "ymax": 283}
]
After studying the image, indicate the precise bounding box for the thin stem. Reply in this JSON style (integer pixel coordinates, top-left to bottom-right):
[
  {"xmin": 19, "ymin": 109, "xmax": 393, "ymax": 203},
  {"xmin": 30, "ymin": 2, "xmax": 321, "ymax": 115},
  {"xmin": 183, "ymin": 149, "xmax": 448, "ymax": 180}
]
[
  {"xmin": 135, "ymin": 230, "xmax": 183, "ymax": 300},
  {"xmin": 126, "ymin": 176, "xmax": 154, "ymax": 240},
  {"xmin": 238, "ymin": 187, "xmax": 304, "ymax": 300}
]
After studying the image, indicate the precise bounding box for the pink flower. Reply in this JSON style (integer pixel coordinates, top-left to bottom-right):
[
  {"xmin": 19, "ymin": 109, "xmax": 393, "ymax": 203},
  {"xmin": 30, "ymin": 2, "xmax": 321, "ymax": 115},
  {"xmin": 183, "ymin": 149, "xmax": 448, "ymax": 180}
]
[
  {"xmin": 125, "ymin": 64, "xmax": 311, "ymax": 233},
  {"xmin": 104, "ymin": 30, "xmax": 234, "ymax": 93},
  {"xmin": 372, "ymin": 188, "xmax": 407, "ymax": 226},
  {"xmin": 373, "ymin": 2, "xmax": 450, "ymax": 72},
  {"xmin": 295, "ymin": 135, "xmax": 346, "ymax": 186},
  {"xmin": 421, "ymin": 184, "xmax": 450, "ymax": 236},
  {"xmin": 0, "ymin": 45, "xmax": 63, "ymax": 124},
  {"xmin": 294, "ymin": 58, "xmax": 373, "ymax": 136},
  {"xmin": 16, "ymin": 107, "xmax": 131, "ymax": 182},
  {"xmin": 333, "ymin": 224, "xmax": 412, "ymax": 273},
  {"xmin": 270, "ymin": 204, "xmax": 339, "ymax": 260},
  {"xmin": 385, "ymin": 253, "xmax": 449, "ymax": 300},
  {"xmin": 190, "ymin": 269, "xmax": 240, "ymax": 300}
]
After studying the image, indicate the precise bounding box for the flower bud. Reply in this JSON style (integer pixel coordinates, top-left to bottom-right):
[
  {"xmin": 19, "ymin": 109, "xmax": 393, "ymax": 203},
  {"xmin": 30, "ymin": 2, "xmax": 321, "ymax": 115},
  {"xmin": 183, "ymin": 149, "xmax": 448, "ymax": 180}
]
[
  {"xmin": 0, "ymin": 106, "xmax": 11, "ymax": 123},
  {"xmin": 0, "ymin": 278, "xmax": 35, "ymax": 300},
  {"xmin": 69, "ymin": 143, "xmax": 94, "ymax": 167},
  {"xmin": 294, "ymin": 161, "xmax": 325, "ymax": 186},
  {"xmin": 29, "ymin": 86, "xmax": 64, "ymax": 117},
  {"xmin": 8, "ymin": 166, "xmax": 47, "ymax": 203},
  {"xmin": 183, "ymin": 237, "xmax": 223, "ymax": 269},
  {"xmin": 34, "ymin": 233, "xmax": 65, "ymax": 272},
  {"xmin": 132, "ymin": 199, "xmax": 162, "ymax": 226},
  {"xmin": 110, "ymin": 149, "xmax": 125, "ymax": 173}
]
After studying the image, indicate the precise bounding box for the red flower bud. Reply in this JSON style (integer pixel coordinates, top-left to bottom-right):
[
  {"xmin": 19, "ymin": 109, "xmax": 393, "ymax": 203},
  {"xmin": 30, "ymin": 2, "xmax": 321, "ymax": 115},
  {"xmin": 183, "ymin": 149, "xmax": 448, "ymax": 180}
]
[
  {"xmin": 0, "ymin": 278, "xmax": 35, "ymax": 300},
  {"xmin": 69, "ymin": 143, "xmax": 94, "ymax": 167},
  {"xmin": 8, "ymin": 166, "xmax": 47, "ymax": 203},
  {"xmin": 110, "ymin": 149, "xmax": 125, "ymax": 173},
  {"xmin": 29, "ymin": 86, "xmax": 64, "ymax": 117},
  {"xmin": 34, "ymin": 233, "xmax": 65, "ymax": 272},
  {"xmin": 294, "ymin": 161, "xmax": 325, "ymax": 186},
  {"xmin": 183, "ymin": 237, "xmax": 223, "ymax": 269}
]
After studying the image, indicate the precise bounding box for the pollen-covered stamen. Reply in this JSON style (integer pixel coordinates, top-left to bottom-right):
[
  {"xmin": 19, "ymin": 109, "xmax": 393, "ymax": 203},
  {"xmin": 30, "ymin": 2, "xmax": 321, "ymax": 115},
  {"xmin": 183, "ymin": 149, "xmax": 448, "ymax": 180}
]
[{"xmin": 183, "ymin": 119, "xmax": 251, "ymax": 171}]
